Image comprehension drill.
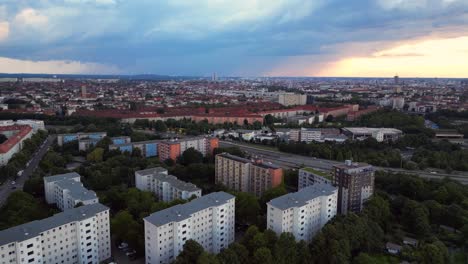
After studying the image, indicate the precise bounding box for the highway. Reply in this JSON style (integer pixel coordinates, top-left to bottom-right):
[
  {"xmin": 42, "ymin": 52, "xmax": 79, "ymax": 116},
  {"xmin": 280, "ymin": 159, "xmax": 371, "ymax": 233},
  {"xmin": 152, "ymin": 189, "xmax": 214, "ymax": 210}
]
[
  {"xmin": 220, "ymin": 141, "xmax": 468, "ymax": 185},
  {"xmin": 0, "ymin": 134, "xmax": 56, "ymax": 206}
]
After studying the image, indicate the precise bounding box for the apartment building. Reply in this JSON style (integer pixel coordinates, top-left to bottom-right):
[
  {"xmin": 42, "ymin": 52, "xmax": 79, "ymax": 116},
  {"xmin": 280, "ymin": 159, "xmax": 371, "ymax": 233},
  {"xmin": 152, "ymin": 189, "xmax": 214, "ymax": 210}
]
[
  {"xmin": 15, "ymin": 120, "xmax": 46, "ymax": 132},
  {"xmin": 110, "ymin": 140, "xmax": 159, "ymax": 157},
  {"xmin": 158, "ymin": 141, "xmax": 181, "ymax": 162},
  {"xmin": 298, "ymin": 167, "xmax": 333, "ymax": 190},
  {"xmin": 144, "ymin": 192, "xmax": 235, "ymax": 264},
  {"xmin": 333, "ymin": 160, "xmax": 375, "ymax": 214},
  {"xmin": 215, "ymin": 153, "xmax": 283, "ymax": 197},
  {"xmin": 267, "ymin": 184, "xmax": 337, "ymax": 242},
  {"xmin": 57, "ymin": 132, "xmax": 107, "ymax": 146},
  {"xmin": 250, "ymin": 161, "xmax": 283, "ymax": 197},
  {"xmin": 278, "ymin": 93, "xmax": 307, "ymax": 106},
  {"xmin": 0, "ymin": 203, "xmax": 111, "ymax": 264},
  {"xmin": 215, "ymin": 153, "xmax": 251, "ymax": 192},
  {"xmin": 135, "ymin": 167, "xmax": 202, "ymax": 202},
  {"xmin": 0, "ymin": 125, "xmax": 33, "ymax": 166},
  {"xmin": 44, "ymin": 172, "xmax": 99, "ymax": 211},
  {"xmin": 158, "ymin": 137, "xmax": 219, "ymax": 161}
]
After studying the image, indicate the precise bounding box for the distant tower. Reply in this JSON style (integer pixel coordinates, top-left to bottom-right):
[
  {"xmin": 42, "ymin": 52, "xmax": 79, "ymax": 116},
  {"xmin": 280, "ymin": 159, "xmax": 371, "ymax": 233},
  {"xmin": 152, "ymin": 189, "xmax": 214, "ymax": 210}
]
[
  {"xmin": 81, "ymin": 86, "xmax": 87, "ymax": 98},
  {"xmin": 212, "ymin": 72, "xmax": 217, "ymax": 82},
  {"xmin": 394, "ymin": 74, "xmax": 399, "ymax": 85}
]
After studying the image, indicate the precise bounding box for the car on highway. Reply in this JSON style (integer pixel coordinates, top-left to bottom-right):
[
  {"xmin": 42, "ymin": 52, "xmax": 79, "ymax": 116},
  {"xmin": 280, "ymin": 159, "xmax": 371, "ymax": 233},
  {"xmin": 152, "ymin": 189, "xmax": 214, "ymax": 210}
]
[
  {"xmin": 11, "ymin": 181, "xmax": 16, "ymax": 185},
  {"xmin": 430, "ymin": 171, "xmax": 437, "ymax": 174}
]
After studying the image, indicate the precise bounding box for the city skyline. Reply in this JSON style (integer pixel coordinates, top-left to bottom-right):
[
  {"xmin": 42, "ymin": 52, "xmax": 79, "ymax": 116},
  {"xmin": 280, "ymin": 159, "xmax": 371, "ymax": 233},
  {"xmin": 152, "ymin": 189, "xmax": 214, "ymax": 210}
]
[{"xmin": 0, "ymin": 0, "xmax": 468, "ymax": 77}]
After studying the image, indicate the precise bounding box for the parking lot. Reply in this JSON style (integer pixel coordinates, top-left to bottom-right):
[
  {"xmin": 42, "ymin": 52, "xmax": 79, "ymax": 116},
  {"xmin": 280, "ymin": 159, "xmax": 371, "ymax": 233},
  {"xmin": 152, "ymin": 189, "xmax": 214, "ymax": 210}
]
[{"xmin": 111, "ymin": 239, "xmax": 144, "ymax": 264}]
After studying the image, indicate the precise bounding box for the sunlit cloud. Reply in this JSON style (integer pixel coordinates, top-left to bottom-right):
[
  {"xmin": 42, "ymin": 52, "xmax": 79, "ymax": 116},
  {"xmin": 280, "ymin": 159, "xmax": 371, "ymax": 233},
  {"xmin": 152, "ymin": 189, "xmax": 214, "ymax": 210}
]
[
  {"xmin": 0, "ymin": 21, "xmax": 8, "ymax": 42},
  {"xmin": 320, "ymin": 36, "xmax": 468, "ymax": 78}
]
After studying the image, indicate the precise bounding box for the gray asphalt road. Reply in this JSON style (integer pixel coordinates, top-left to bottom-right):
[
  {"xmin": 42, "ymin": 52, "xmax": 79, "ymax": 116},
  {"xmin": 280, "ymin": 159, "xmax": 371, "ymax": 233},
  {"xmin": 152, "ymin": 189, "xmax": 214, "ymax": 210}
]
[
  {"xmin": 220, "ymin": 141, "xmax": 468, "ymax": 185},
  {"xmin": 0, "ymin": 134, "xmax": 56, "ymax": 206}
]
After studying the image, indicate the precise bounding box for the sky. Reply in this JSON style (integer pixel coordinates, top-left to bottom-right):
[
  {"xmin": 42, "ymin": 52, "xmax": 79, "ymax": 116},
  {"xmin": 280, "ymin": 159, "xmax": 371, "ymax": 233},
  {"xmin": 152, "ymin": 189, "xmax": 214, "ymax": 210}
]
[{"xmin": 1, "ymin": 0, "xmax": 468, "ymax": 77}]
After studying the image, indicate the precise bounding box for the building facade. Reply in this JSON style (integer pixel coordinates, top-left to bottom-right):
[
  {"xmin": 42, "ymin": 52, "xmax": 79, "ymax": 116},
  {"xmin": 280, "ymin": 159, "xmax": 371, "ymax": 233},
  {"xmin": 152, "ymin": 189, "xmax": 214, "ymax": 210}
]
[
  {"xmin": 0, "ymin": 125, "xmax": 34, "ymax": 166},
  {"xmin": 267, "ymin": 184, "xmax": 337, "ymax": 242},
  {"xmin": 0, "ymin": 203, "xmax": 111, "ymax": 264},
  {"xmin": 135, "ymin": 167, "xmax": 202, "ymax": 202},
  {"xmin": 144, "ymin": 192, "xmax": 235, "ymax": 264},
  {"xmin": 278, "ymin": 93, "xmax": 307, "ymax": 106},
  {"xmin": 57, "ymin": 132, "xmax": 107, "ymax": 147},
  {"xmin": 44, "ymin": 173, "xmax": 99, "ymax": 211},
  {"xmin": 215, "ymin": 153, "xmax": 283, "ymax": 197},
  {"xmin": 215, "ymin": 153, "xmax": 251, "ymax": 193},
  {"xmin": 333, "ymin": 160, "xmax": 375, "ymax": 214},
  {"xmin": 158, "ymin": 137, "xmax": 219, "ymax": 161},
  {"xmin": 298, "ymin": 167, "xmax": 333, "ymax": 190}
]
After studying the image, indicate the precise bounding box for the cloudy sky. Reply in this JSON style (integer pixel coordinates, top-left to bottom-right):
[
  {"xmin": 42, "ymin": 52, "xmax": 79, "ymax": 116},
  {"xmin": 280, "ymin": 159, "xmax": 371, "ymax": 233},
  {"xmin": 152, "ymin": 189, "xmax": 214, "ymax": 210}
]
[{"xmin": 1, "ymin": 0, "xmax": 468, "ymax": 77}]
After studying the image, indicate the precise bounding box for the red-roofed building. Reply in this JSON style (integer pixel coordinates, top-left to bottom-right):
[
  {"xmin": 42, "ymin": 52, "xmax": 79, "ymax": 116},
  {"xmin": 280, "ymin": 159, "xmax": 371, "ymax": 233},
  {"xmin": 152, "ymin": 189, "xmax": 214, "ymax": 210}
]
[{"xmin": 0, "ymin": 125, "xmax": 33, "ymax": 165}]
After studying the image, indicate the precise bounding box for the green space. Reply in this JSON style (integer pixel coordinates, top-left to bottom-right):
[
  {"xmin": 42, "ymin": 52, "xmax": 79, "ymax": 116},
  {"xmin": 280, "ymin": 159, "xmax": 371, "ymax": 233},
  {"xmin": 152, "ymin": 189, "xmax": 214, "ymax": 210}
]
[{"xmin": 302, "ymin": 167, "xmax": 332, "ymax": 179}]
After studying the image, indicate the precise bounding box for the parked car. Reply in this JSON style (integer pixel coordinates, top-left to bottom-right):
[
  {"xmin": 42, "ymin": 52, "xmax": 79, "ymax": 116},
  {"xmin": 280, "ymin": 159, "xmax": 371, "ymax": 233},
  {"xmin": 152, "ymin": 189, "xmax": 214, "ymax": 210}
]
[
  {"xmin": 126, "ymin": 250, "xmax": 136, "ymax": 256},
  {"xmin": 118, "ymin": 242, "xmax": 128, "ymax": 249}
]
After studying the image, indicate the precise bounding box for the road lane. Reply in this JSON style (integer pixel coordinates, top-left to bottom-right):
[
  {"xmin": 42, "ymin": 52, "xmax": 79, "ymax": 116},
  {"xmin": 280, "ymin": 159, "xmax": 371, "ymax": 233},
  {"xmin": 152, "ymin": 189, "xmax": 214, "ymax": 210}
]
[
  {"xmin": 0, "ymin": 134, "xmax": 56, "ymax": 206},
  {"xmin": 220, "ymin": 141, "xmax": 468, "ymax": 184}
]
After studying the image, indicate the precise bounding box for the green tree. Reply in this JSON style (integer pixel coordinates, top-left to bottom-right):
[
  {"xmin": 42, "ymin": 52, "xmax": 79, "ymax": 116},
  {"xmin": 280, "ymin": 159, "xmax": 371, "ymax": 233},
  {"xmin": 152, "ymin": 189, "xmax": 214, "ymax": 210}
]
[
  {"xmin": 274, "ymin": 233, "xmax": 297, "ymax": 264},
  {"xmin": 253, "ymin": 247, "xmax": 274, "ymax": 264},
  {"xmin": 154, "ymin": 120, "xmax": 168, "ymax": 132},
  {"xmin": 197, "ymin": 252, "xmax": 220, "ymax": 264},
  {"xmin": 181, "ymin": 148, "xmax": 204, "ymax": 165},
  {"xmin": 235, "ymin": 192, "xmax": 260, "ymax": 224},
  {"xmin": 87, "ymin": 147, "xmax": 104, "ymax": 162},
  {"xmin": 175, "ymin": 240, "xmax": 205, "ymax": 264}
]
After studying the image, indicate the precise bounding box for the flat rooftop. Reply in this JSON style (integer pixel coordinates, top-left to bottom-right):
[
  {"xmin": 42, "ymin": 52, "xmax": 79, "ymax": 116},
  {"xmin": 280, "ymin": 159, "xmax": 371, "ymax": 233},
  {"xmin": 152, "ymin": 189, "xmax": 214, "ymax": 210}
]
[
  {"xmin": 216, "ymin": 153, "xmax": 250, "ymax": 164},
  {"xmin": 55, "ymin": 179, "xmax": 97, "ymax": 201},
  {"xmin": 301, "ymin": 167, "xmax": 332, "ymax": 179},
  {"xmin": 44, "ymin": 172, "xmax": 81, "ymax": 183},
  {"xmin": 144, "ymin": 192, "xmax": 234, "ymax": 226},
  {"xmin": 343, "ymin": 127, "xmax": 402, "ymax": 134},
  {"xmin": 268, "ymin": 184, "xmax": 337, "ymax": 210},
  {"xmin": 136, "ymin": 167, "xmax": 200, "ymax": 192},
  {"xmin": 0, "ymin": 203, "xmax": 109, "ymax": 246}
]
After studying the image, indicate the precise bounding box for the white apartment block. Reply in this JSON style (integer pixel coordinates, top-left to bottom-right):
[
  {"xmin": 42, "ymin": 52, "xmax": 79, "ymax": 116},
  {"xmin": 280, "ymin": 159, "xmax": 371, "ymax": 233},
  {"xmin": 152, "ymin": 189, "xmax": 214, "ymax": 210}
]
[
  {"xmin": 267, "ymin": 184, "xmax": 337, "ymax": 242},
  {"xmin": 44, "ymin": 173, "xmax": 99, "ymax": 211},
  {"xmin": 298, "ymin": 167, "xmax": 333, "ymax": 190},
  {"xmin": 144, "ymin": 192, "xmax": 235, "ymax": 264},
  {"xmin": 179, "ymin": 137, "xmax": 208, "ymax": 156},
  {"xmin": 135, "ymin": 167, "xmax": 202, "ymax": 202},
  {"xmin": 0, "ymin": 203, "xmax": 111, "ymax": 264}
]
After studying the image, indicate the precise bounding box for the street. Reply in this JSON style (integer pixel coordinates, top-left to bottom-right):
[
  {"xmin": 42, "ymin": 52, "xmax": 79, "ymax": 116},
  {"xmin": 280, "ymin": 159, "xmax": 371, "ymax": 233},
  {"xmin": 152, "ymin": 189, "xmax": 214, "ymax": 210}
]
[
  {"xmin": 220, "ymin": 141, "xmax": 468, "ymax": 185},
  {"xmin": 0, "ymin": 134, "xmax": 56, "ymax": 206}
]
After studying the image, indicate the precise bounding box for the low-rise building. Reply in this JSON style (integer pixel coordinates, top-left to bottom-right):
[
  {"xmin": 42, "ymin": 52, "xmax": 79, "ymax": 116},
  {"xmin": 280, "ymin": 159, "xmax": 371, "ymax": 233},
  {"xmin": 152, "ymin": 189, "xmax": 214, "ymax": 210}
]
[
  {"xmin": 57, "ymin": 132, "xmax": 107, "ymax": 146},
  {"xmin": 44, "ymin": 172, "xmax": 98, "ymax": 211},
  {"xmin": 110, "ymin": 140, "xmax": 159, "ymax": 157},
  {"xmin": 135, "ymin": 167, "xmax": 202, "ymax": 202},
  {"xmin": 144, "ymin": 192, "xmax": 235, "ymax": 264},
  {"xmin": 0, "ymin": 203, "xmax": 111, "ymax": 264},
  {"xmin": 267, "ymin": 184, "xmax": 338, "ymax": 242},
  {"xmin": 342, "ymin": 127, "xmax": 402, "ymax": 142}
]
